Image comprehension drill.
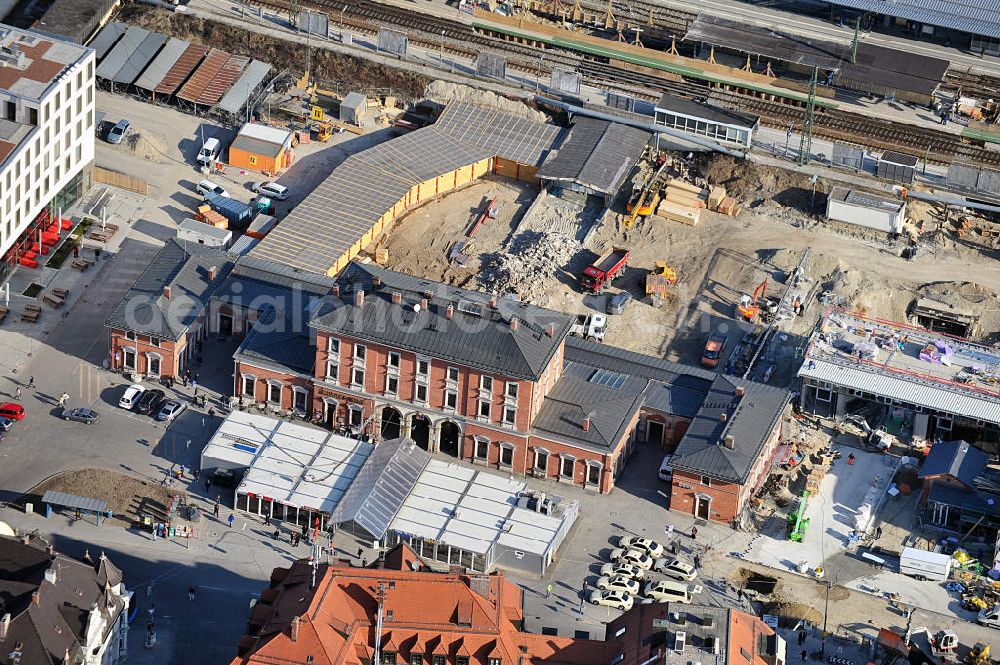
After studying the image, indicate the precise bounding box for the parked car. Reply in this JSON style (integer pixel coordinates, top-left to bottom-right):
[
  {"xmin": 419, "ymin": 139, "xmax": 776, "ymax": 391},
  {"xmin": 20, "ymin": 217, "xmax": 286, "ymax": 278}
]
[
  {"xmin": 156, "ymin": 399, "xmax": 187, "ymax": 422},
  {"xmin": 134, "ymin": 389, "xmax": 165, "ymax": 415},
  {"xmin": 251, "ymin": 181, "xmax": 290, "ymax": 200},
  {"xmin": 595, "ymin": 575, "xmax": 641, "ymax": 595},
  {"xmin": 610, "ymin": 547, "xmax": 654, "ymax": 570},
  {"xmin": 607, "ymin": 292, "xmax": 633, "ymax": 315},
  {"xmin": 106, "ymin": 119, "xmax": 130, "ymax": 144},
  {"xmin": 62, "ymin": 408, "xmax": 100, "ymax": 424},
  {"xmin": 642, "ymin": 580, "xmax": 702, "ymax": 603},
  {"xmin": 0, "ymin": 403, "xmax": 25, "ymax": 421},
  {"xmin": 657, "ymin": 454, "xmax": 674, "ymax": 482},
  {"xmin": 653, "ymin": 556, "xmax": 697, "ymax": 581},
  {"xmin": 118, "ymin": 384, "xmax": 145, "ymax": 409},
  {"xmin": 0, "ymin": 417, "xmax": 12, "ymax": 431},
  {"xmin": 617, "ymin": 536, "xmax": 664, "ymax": 558},
  {"xmin": 588, "ymin": 589, "xmax": 634, "ymax": 611},
  {"xmin": 196, "ymin": 179, "xmax": 230, "ymax": 198},
  {"xmin": 701, "ymin": 332, "xmax": 729, "ymax": 368},
  {"xmin": 599, "ymin": 562, "xmax": 645, "ymax": 580}
]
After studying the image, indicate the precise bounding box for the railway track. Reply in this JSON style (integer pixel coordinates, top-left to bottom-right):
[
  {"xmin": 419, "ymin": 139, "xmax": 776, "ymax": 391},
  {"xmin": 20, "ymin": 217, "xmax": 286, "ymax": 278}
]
[
  {"xmin": 944, "ymin": 68, "xmax": 1000, "ymax": 101},
  {"xmin": 249, "ymin": 0, "xmax": 1000, "ymax": 166}
]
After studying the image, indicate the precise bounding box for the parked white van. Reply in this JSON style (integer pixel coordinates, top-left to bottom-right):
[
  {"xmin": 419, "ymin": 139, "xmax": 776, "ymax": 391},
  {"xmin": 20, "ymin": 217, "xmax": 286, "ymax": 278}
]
[
  {"xmin": 642, "ymin": 579, "xmax": 702, "ymax": 604},
  {"xmin": 197, "ymin": 137, "xmax": 221, "ymax": 166},
  {"xmin": 658, "ymin": 454, "xmax": 674, "ymax": 482},
  {"xmin": 196, "ymin": 179, "xmax": 230, "ymax": 199}
]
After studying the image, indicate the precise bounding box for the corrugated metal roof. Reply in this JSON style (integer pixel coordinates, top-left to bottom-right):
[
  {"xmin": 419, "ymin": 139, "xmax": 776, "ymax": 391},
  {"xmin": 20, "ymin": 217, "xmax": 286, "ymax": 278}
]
[
  {"xmin": 229, "ymin": 235, "xmax": 259, "ymax": 255},
  {"xmin": 328, "ymin": 438, "xmax": 430, "ymax": 539},
  {"xmin": 41, "ymin": 491, "xmax": 109, "ymax": 513},
  {"xmin": 799, "ymin": 357, "xmax": 1000, "ymax": 424},
  {"xmin": 434, "ymin": 102, "xmax": 562, "ymax": 167},
  {"xmin": 822, "ymin": 0, "xmax": 1000, "ymax": 39},
  {"xmin": 95, "ymin": 26, "xmax": 149, "ymax": 80},
  {"xmin": 89, "ymin": 21, "xmax": 126, "ymax": 61},
  {"xmin": 196, "ymin": 54, "xmax": 249, "ymax": 106},
  {"xmin": 217, "ymin": 59, "xmax": 271, "ymax": 115},
  {"xmin": 537, "ymin": 117, "xmax": 651, "ymax": 195},
  {"xmin": 134, "ymin": 37, "xmax": 189, "ymax": 91},
  {"xmin": 109, "ymin": 31, "xmax": 167, "ymax": 85},
  {"xmin": 154, "ymin": 43, "xmax": 208, "ymax": 95},
  {"xmin": 176, "ymin": 47, "xmax": 229, "ymax": 103}
]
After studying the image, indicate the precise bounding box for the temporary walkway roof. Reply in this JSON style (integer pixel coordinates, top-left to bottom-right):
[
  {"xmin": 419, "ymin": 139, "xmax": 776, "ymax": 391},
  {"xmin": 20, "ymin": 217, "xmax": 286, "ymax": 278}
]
[
  {"xmin": 154, "ymin": 43, "xmax": 208, "ymax": 96},
  {"xmin": 251, "ymin": 102, "xmax": 563, "ymax": 275},
  {"xmin": 134, "ymin": 37, "xmax": 189, "ymax": 92},
  {"xmin": 109, "ymin": 31, "xmax": 167, "ymax": 85},
  {"xmin": 95, "ymin": 26, "xmax": 149, "ymax": 81},
  {"xmin": 41, "ymin": 491, "xmax": 109, "ymax": 514},
  {"xmin": 89, "ymin": 21, "xmax": 126, "ymax": 61},
  {"xmin": 200, "ymin": 411, "xmax": 374, "ymax": 513},
  {"xmin": 217, "ymin": 59, "xmax": 271, "ymax": 115}
]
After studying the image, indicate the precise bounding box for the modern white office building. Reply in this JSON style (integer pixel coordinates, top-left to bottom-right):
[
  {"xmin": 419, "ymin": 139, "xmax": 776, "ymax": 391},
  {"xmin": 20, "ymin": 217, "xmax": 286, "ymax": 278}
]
[{"xmin": 0, "ymin": 24, "xmax": 95, "ymax": 280}]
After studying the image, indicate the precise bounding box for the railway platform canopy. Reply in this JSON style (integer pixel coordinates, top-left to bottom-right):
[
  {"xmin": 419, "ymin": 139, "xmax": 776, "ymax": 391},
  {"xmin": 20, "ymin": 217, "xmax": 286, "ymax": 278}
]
[
  {"xmin": 818, "ymin": 0, "xmax": 1000, "ymax": 45},
  {"xmin": 654, "ymin": 93, "xmax": 758, "ymax": 149},
  {"xmin": 684, "ymin": 15, "xmax": 949, "ymax": 104}
]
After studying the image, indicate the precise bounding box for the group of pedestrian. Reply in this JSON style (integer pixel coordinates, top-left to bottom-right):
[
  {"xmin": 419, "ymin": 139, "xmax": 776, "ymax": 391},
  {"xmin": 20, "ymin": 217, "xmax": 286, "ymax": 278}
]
[{"xmin": 58, "ymin": 392, "xmax": 69, "ymax": 407}]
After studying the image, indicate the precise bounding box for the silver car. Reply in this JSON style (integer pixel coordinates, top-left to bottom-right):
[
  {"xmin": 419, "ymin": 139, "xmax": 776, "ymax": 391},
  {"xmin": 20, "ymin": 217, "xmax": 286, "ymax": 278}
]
[
  {"xmin": 62, "ymin": 408, "xmax": 100, "ymax": 424},
  {"xmin": 156, "ymin": 399, "xmax": 187, "ymax": 422}
]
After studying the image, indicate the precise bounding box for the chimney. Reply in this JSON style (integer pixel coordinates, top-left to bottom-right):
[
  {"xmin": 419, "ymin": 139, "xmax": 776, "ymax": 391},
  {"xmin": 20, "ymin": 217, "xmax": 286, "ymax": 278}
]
[
  {"xmin": 20, "ymin": 535, "xmax": 29, "ymax": 545},
  {"xmin": 582, "ymin": 416, "xmax": 591, "ymax": 432},
  {"xmin": 546, "ymin": 323, "xmax": 555, "ymax": 337},
  {"xmin": 446, "ymin": 305, "xmax": 454, "ymax": 319},
  {"xmin": 31, "ymin": 591, "xmax": 40, "ymax": 606},
  {"xmin": 720, "ymin": 412, "xmax": 727, "ymax": 423},
  {"xmin": 510, "ymin": 317, "xmax": 519, "ymax": 331},
  {"xmin": 391, "ymin": 291, "xmax": 402, "ymax": 304},
  {"xmin": 332, "ymin": 284, "xmax": 340, "ymax": 298},
  {"xmin": 723, "ymin": 435, "xmax": 735, "ymax": 449},
  {"xmin": 355, "ymin": 290, "xmax": 365, "ymax": 307},
  {"xmin": 44, "ymin": 568, "xmax": 56, "ymax": 585},
  {"xmin": 735, "ymin": 386, "xmax": 745, "ymax": 398},
  {"xmin": 45, "ymin": 545, "xmax": 54, "ymax": 557},
  {"xmin": 290, "ymin": 616, "xmax": 300, "ymax": 642},
  {"xmin": 162, "ymin": 286, "xmax": 171, "ymax": 299},
  {"xmin": 424, "ymin": 290, "xmax": 433, "ymax": 299},
  {"xmin": 0, "ymin": 613, "xmax": 10, "ymax": 639},
  {"xmin": 421, "ymin": 297, "xmax": 429, "ymax": 310},
  {"xmin": 372, "ymin": 277, "xmax": 381, "ymax": 288},
  {"xmin": 489, "ymin": 297, "xmax": 498, "ymax": 308},
  {"xmin": 207, "ymin": 265, "xmax": 217, "ymax": 282}
]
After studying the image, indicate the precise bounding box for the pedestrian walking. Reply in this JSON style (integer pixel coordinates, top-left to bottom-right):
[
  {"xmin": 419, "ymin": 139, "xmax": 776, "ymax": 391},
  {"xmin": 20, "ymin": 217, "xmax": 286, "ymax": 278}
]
[
  {"xmin": 72, "ymin": 245, "xmax": 79, "ymax": 258},
  {"xmin": 182, "ymin": 375, "xmax": 188, "ymax": 388},
  {"xmin": 799, "ymin": 631, "xmax": 806, "ymax": 645},
  {"xmin": 545, "ymin": 583, "xmax": 553, "ymax": 598},
  {"xmin": 213, "ymin": 502, "xmax": 220, "ymax": 517},
  {"xmin": 59, "ymin": 392, "xmax": 69, "ymax": 407},
  {"xmin": 205, "ymin": 477, "xmax": 212, "ymax": 491},
  {"xmin": 14, "ymin": 387, "xmax": 20, "ymax": 400},
  {"xmin": 272, "ymin": 529, "xmax": 280, "ymax": 541},
  {"xmin": 94, "ymin": 247, "xmax": 101, "ymax": 261},
  {"xmin": 195, "ymin": 373, "xmax": 200, "ymax": 384},
  {"xmin": 690, "ymin": 526, "xmax": 698, "ymax": 541},
  {"xmin": 293, "ymin": 533, "xmax": 300, "ymax": 547},
  {"xmin": 227, "ymin": 514, "xmax": 235, "ymax": 528},
  {"xmin": 801, "ymin": 649, "xmax": 807, "ymax": 662},
  {"xmin": 176, "ymin": 465, "xmax": 184, "ymax": 480},
  {"xmin": 147, "ymin": 605, "xmax": 156, "ymax": 619},
  {"xmin": 358, "ymin": 547, "xmax": 364, "ymax": 558},
  {"xmin": 27, "ymin": 376, "xmax": 34, "ymax": 389},
  {"xmin": 848, "ymin": 453, "xmax": 856, "ymax": 466},
  {"xmin": 693, "ymin": 554, "xmax": 702, "ymax": 569},
  {"xmin": 188, "ymin": 587, "xmax": 196, "ymax": 601}
]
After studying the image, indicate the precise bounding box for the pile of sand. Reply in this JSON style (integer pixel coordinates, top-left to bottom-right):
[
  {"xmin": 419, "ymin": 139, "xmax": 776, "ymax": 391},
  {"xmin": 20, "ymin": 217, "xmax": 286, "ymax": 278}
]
[
  {"xmin": 126, "ymin": 131, "xmax": 169, "ymax": 162},
  {"xmin": 424, "ymin": 80, "xmax": 547, "ymax": 122}
]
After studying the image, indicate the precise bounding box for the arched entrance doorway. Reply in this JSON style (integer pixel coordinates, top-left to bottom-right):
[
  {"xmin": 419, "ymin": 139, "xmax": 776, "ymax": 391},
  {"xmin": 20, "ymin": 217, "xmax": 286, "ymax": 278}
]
[
  {"xmin": 411, "ymin": 414, "xmax": 430, "ymax": 450},
  {"xmin": 381, "ymin": 406, "xmax": 402, "ymax": 440},
  {"xmin": 439, "ymin": 421, "xmax": 461, "ymax": 458}
]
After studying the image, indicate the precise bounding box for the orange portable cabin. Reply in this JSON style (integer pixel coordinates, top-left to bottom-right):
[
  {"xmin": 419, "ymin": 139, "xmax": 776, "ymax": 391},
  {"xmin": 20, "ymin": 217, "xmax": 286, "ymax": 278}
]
[{"xmin": 227, "ymin": 123, "xmax": 294, "ymax": 174}]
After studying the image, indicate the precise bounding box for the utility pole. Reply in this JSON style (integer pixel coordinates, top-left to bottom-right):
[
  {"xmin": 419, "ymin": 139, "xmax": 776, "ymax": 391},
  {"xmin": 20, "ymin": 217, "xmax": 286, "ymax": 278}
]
[
  {"xmin": 797, "ymin": 66, "xmax": 818, "ymax": 166},
  {"xmin": 851, "ymin": 17, "xmax": 860, "ymax": 64}
]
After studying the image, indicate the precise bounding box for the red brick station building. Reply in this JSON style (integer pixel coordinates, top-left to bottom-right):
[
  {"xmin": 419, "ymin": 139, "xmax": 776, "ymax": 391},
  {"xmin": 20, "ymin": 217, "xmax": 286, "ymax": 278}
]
[{"xmin": 108, "ymin": 254, "xmax": 790, "ymax": 523}]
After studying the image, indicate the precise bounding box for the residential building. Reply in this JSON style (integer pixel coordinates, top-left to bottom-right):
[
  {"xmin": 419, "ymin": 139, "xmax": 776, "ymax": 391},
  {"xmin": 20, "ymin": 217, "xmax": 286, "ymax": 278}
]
[
  {"xmin": 230, "ymin": 262, "xmax": 790, "ymax": 503},
  {"xmin": 0, "ymin": 25, "xmax": 95, "ymax": 282},
  {"xmin": 105, "ymin": 239, "xmax": 235, "ymax": 379},
  {"xmin": 607, "ymin": 602, "xmax": 785, "ymax": 665},
  {"xmin": 0, "ymin": 535, "xmax": 129, "ymax": 665},
  {"xmin": 231, "ymin": 545, "xmax": 616, "ymax": 665},
  {"xmin": 798, "ymin": 310, "xmax": 1000, "ymax": 453}
]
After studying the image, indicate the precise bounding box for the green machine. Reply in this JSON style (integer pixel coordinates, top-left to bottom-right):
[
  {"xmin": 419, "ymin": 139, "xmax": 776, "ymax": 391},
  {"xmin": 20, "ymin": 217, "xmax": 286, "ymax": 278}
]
[{"xmin": 787, "ymin": 490, "xmax": 810, "ymax": 542}]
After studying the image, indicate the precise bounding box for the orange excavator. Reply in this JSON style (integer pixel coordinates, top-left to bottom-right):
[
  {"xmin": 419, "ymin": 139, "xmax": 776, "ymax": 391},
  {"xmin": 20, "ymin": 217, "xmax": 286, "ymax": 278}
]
[{"xmin": 736, "ymin": 278, "xmax": 779, "ymax": 322}]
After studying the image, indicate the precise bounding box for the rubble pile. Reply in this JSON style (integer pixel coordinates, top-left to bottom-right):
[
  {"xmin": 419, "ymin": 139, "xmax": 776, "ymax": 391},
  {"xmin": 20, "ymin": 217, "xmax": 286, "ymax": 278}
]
[{"xmin": 479, "ymin": 231, "xmax": 579, "ymax": 305}]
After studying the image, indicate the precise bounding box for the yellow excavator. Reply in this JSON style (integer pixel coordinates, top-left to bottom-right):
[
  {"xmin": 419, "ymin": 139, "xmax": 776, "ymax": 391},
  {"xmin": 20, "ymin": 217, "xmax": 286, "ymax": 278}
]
[{"xmin": 965, "ymin": 641, "xmax": 991, "ymax": 665}]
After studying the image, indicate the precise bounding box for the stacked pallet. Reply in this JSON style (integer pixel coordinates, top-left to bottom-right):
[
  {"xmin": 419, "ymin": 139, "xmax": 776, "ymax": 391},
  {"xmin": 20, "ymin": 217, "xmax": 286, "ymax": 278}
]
[
  {"xmin": 195, "ymin": 205, "xmax": 228, "ymax": 229},
  {"xmin": 656, "ymin": 179, "xmax": 706, "ymax": 226}
]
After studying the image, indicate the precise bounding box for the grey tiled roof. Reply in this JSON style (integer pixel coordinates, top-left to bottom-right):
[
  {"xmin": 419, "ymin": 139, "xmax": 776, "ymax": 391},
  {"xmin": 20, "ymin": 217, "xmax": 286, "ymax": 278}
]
[
  {"xmin": 215, "ymin": 255, "xmax": 335, "ymax": 312},
  {"xmin": 309, "ymin": 263, "xmax": 573, "ymax": 381},
  {"xmin": 918, "ymin": 440, "xmax": 987, "ymax": 486},
  {"xmin": 104, "ymin": 239, "xmax": 236, "ymax": 340},
  {"xmin": 531, "ymin": 361, "xmax": 646, "ymax": 452},
  {"xmin": 234, "ymin": 306, "xmax": 316, "ymax": 375},
  {"xmin": 537, "ymin": 117, "xmax": 651, "ymax": 195},
  {"xmin": 822, "ymin": 0, "xmax": 1000, "ymax": 39},
  {"xmin": 669, "ymin": 375, "xmax": 790, "ymax": 483}
]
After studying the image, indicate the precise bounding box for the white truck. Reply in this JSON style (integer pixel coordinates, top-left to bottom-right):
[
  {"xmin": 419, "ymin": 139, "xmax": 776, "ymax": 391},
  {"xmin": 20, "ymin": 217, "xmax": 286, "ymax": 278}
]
[
  {"xmin": 899, "ymin": 547, "xmax": 953, "ymax": 581},
  {"xmin": 570, "ymin": 313, "xmax": 607, "ymax": 342}
]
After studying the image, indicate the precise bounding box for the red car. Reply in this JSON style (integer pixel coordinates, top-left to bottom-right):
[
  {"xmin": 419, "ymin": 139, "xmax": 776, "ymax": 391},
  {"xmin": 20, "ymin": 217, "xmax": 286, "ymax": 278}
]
[{"xmin": 0, "ymin": 403, "xmax": 25, "ymax": 421}]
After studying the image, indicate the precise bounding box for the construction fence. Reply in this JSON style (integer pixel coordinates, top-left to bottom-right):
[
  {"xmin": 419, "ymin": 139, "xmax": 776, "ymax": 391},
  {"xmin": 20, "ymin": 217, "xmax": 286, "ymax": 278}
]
[{"xmin": 92, "ymin": 166, "xmax": 148, "ymax": 196}]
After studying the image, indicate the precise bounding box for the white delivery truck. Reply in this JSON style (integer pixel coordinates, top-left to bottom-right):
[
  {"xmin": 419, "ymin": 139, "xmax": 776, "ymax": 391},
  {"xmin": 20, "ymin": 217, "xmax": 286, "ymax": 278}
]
[{"xmin": 898, "ymin": 547, "xmax": 953, "ymax": 581}]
